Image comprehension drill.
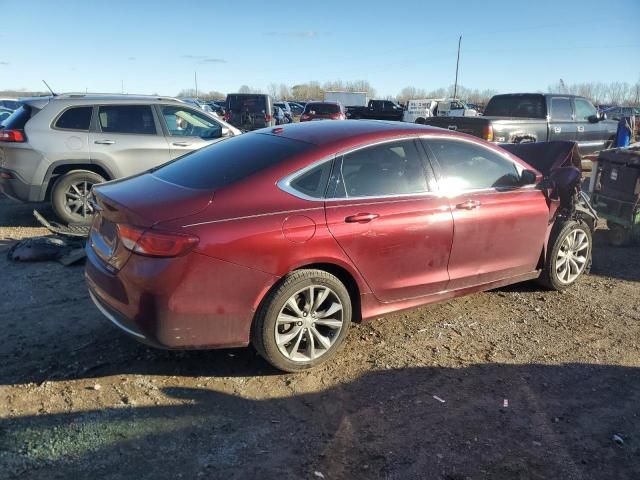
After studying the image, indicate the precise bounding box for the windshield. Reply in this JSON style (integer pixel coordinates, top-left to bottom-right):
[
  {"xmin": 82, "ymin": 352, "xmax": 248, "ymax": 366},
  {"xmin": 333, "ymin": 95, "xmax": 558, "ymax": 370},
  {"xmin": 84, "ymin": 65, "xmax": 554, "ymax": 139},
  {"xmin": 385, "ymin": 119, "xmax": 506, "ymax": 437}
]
[
  {"xmin": 227, "ymin": 95, "xmax": 267, "ymax": 114},
  {"xmin": 484, "ymin": 95, "xmax": 546, "ymax": 118},
  {"xmin": 154, "ymin": 132, "xmax": 311, "ymax": 189},
  {"xmin": 304, "ymin": 103, "xmax": 340, "ymax": 115}
]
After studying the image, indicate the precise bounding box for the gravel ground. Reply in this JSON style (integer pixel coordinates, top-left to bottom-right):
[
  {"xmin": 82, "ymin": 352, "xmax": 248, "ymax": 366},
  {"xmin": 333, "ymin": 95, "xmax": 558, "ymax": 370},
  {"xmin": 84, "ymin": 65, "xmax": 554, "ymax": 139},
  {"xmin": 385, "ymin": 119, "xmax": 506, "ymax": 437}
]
[{"xmin": 0, "ymin": 196, "xmax": 638, "ymax": 480}]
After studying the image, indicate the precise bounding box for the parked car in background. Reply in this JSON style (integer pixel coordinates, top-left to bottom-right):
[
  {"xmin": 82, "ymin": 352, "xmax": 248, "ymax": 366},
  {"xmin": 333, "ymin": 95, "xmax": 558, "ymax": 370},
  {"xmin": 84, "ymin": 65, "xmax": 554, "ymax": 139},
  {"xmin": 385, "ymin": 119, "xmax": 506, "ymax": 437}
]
[
  {"xmin": 0, "ymin": 94, "xmax": 240, "ymax": 224},
  {"xmin": 299, "ymin": 102, "xmax": 346, "ymax": 122},
  {"xmin": 424, "ymin": 93, "xmax": 618, "ymax": 155},
  {"xmin": 180, "ymin": 98, "xmax": 214, "ymax": 113},
  {"xmin": 224, "ymin": 93, "xmax": 275, "ymax": 131},
  {"xmin": 206, "ymin": 101, "xmax": 226, "ymax": 117},
  {"xmin": 0, "ymin": 98, "xmax": 21, "ymax": 110},
  {"xmin": 434, "ymin": 99, "xmax": 478, "ymax": 117},
  {"xmin": 273, "ymin": 105, "xmax": 287, "ymax": 125},
  {"xmin": 0, "ymin": 107, "xmax": 12, "ymax": 124},
  {"xmin": 274, "ymin": 102, "xmax": 293, "ymax": 123},
  {"xmin": 346, "ymin": 100, "xmax": 404, "ymax": 121},
  {"xmin": 602, "ymin": 106, "xmax": 640, "ymax": 120},
  {"xmin": 288, "ymin": 102, "xmax": 305, "ymax": 117},
  {"xmin": 403, "ymin": 99, "xmax": 437, "ymax": 123},
  {"xmin": 86, "ymin": 120, "xmax": 596, "ymax": 372}
]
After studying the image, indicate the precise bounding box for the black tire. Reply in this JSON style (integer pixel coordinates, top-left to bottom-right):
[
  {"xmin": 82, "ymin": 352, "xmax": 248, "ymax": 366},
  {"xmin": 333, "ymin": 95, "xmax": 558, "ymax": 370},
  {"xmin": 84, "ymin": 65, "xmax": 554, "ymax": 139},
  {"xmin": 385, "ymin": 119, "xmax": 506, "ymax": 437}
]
[
  {"xmin": 51, "ymin": 170, "xmax": 106, "ymax": 225},
  {"xmin": 538, "ymin": 220, "xmax": 592, "ymax": 291},
  {"xmin": 415, "ymin": 117, "xmax": 426, "ymax": 124},
  {"xmin": 251, "ymin": 269, "xmax": 352, "ymax": 372},
  {"xmin": 608, "ymin": 223, "xmax": 632, "ymax": 247}
]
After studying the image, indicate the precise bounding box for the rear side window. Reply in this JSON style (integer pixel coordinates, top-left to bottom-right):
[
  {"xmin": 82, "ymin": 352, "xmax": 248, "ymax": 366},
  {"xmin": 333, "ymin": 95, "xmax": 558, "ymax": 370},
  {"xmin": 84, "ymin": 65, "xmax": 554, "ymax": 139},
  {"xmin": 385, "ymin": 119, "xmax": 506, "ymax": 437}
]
[
  {"xmin": 289, "ymin": 161, "xmax": 333, "ymax": 199},
  {"xmin": 55, "ymin": 106, "xmax": 92, "ymax": 131},
  {"xmin": 2, "ymin": 105, "xmax": 36, "ymax": 130},
  {"xmin": 484, "ymin": 95, "xmax": 546, "ymax": 118},
  {"xmin": 425, "ymin": 139, "xmax": 520, "ymax": 191},
  {"xmin": 226, "ymin": 95, "xmax": 267, "ymax": 114},
  {"xmin": 98, "ymin": 105, "xmax": 156, "ymax": 135},
  {"xmin": 304, "ymin": 103, "xmax": 340, "ymax": 115},
  {"xmin": 550, "ymin": 98, "xmax": 573, "ymax": 121},
  {"xmin": 338, "ymin": 140, "xmax": 428, "ymax": 198},
  {"xmin": 154, "ymin": 133, "xmax": 312, "ymax": 190}
]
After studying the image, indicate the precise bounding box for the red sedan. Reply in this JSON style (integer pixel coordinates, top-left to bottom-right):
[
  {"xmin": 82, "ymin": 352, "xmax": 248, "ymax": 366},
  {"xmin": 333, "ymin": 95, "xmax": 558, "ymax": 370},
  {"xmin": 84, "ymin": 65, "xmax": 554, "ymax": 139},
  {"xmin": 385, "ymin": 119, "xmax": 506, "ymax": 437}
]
[
  {"xmin": 299, "ymin": 101, "xmax": 346, "ymax": 122},
  {"xmin": 85, "ymin": 121, "xmax": 595, "ymax": 372}
]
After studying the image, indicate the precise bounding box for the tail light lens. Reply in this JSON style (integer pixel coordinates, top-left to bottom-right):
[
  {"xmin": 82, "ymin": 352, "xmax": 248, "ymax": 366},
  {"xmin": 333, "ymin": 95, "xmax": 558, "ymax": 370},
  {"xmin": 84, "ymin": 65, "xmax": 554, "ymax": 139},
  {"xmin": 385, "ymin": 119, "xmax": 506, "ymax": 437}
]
[
  {"xmin": 223, "ymin": 113, "xmax": 230, "ymax": 121},
  {"xmin": 265, "ymin": 114, "xmax": 272, "ymax": 122},
  {"xmin": 0, "ymin": 130, "xmax": 25, "ymax": 142},
  {"xmin": 483, "ymin": 124, "xmax": 494, "ymax": 141},
  {"xmin": 300, "ymin": 114, "xmax": 310, "ymax": 121},
  {"xmin": 117, "ymin": 224, "xmax": 199, "ymax": 257}
]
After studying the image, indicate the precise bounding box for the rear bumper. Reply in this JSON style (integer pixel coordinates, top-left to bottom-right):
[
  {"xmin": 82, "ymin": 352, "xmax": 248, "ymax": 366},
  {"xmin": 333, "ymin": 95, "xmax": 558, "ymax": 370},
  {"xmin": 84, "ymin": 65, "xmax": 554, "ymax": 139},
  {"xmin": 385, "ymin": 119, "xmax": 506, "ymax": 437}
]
[
  {"xmin": 85, "ymin": 244, "xmax": 279, "ymax": 349},
  {"xmin": 0, "ymin": 167, "xmax": 43, "ymax": 201}
]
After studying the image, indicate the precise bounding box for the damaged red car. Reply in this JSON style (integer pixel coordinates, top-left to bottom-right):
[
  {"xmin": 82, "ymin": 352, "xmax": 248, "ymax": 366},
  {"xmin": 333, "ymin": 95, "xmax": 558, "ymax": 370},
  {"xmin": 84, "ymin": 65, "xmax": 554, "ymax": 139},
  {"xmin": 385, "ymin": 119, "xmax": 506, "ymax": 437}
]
[{"xmin": 85, "ymin": 120, "xmax": 597, "ymax": 372}]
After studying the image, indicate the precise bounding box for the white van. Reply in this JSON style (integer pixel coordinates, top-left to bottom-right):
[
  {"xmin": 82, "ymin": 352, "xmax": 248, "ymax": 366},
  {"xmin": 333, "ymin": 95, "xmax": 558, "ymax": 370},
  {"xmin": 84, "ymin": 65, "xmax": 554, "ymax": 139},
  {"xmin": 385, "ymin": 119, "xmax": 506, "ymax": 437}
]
[{"xmin": 402, "ymin": 99, "xmax": 437, "ymax": 123}]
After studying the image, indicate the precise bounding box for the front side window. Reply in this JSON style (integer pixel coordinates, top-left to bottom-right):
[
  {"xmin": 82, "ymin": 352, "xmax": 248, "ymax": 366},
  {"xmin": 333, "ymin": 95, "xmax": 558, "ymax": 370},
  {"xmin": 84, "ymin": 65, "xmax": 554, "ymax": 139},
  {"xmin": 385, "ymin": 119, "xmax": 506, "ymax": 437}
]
[
  {"xmin": 161, "ymin": 106, "xmax": 221, "ymax": 139},
  {"xmin": 424, "ymin": 139, "xmax": 520, "ymax": 192},
  {"xmin": 98, "ymin": 105, "xmax": 156, "ymax": 135},
  {"xmin": 550, "ymin": 98, "xmax": 573, "ymax": 121},
  {"xmin": 574, "ymin": 99, "xmax": 597, "ymax": 121},
  {"xmin": 55, "ymin": 106, "xmax": 92, "ymax": 131},
  {"xmin": 338, "ymin": 140, "xmax": 428, "ymax": 198}
]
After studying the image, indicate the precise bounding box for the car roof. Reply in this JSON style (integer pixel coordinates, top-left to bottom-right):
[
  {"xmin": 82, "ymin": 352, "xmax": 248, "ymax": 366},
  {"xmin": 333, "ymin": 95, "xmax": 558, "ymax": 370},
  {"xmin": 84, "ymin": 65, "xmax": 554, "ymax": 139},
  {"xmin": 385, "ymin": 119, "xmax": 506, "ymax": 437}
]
[
  {"xmin": 20, "ymin": 94, "xmax": 183, "ymax": 107},
  {"xmin": 260, "ymin": 119, "xmax": 450, "ymax": 147}
]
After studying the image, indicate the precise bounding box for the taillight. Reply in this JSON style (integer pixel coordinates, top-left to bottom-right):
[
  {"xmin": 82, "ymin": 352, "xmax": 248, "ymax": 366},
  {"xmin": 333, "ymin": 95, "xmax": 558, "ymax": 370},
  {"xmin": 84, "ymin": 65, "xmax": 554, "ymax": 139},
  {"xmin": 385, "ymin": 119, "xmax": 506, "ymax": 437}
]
[
  {"xmin": 265, "ymin": 114, "xmax": 272, "ymax": 122},
  {"xmin": 117, "ymin": 224, "xmax": 199, "ymax": 257},
  {"xmin": 483, "ymin": 124, "xmax": 494, "ymax": 141},
  {"xmin": 300, "ymin": 114, "xmax": 310, "ymax": 121},
  {"xmin": 223, "ymin": 113, "xmax": 230, "ymax": 121},
  {"xmin": 0, "ymin": 130, "xmax": 25, "ymax": 142}
]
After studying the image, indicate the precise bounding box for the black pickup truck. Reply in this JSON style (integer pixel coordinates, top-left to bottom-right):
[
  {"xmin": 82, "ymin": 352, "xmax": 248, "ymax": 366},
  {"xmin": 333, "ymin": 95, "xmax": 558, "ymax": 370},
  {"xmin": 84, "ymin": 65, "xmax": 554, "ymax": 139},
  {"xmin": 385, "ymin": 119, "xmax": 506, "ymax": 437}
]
[
  {"xmin": 346, "ymin": 100, "xmax": 404, "ymax": 121},
  {"xmin": 424, "ymin": 93, "xmax": 618, "ymax": 155}
]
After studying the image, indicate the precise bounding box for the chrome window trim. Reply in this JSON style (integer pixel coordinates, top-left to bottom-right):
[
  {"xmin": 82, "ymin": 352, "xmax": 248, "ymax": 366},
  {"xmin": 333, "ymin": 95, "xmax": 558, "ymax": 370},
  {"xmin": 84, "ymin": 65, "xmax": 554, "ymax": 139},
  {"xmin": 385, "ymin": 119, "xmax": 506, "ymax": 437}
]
[{"xmin": 277, "ymin": 134, "xmax": 536, "ymax": 203}]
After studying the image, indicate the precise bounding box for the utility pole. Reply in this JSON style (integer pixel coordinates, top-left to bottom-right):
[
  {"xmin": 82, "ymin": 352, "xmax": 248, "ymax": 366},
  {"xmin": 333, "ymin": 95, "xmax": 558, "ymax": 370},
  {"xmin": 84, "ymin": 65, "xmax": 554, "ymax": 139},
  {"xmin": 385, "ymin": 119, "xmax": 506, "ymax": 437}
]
[
  {"xmin": 453, "ymin": 35, "xmax": 462, "ymax": 99},
  {"xmin": 194, "ymin": 72, "xmax": 198, "ymax": 100}
]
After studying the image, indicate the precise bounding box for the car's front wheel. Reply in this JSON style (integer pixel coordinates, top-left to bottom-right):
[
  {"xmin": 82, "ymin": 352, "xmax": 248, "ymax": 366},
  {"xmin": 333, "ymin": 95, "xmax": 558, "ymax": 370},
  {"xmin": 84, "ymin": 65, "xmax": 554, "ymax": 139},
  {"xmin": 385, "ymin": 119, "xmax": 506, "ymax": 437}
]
[
  {"xmin": 252, "ymin": 269, "xmax": 352, "ymax": 372},
  {"xmin": 538, "ymin": 220, "xmax": 592, "ymax": 290},
  {"xmin": 51, "ymin": 170, "xmax": 105, "ymax": 225}
]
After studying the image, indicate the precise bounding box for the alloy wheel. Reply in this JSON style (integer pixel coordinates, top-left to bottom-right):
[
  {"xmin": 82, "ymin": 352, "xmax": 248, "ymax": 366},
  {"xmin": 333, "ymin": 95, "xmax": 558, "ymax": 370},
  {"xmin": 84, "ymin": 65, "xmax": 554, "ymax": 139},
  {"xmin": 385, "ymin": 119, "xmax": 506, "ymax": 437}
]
[
  {"xmin": 555, "ymin": 228, "xmax": 590, "ymax": 284},
  {"xmin": 64, "ymin": 181, "xmax": 95, "ymax": 219},
  {"xmin": 275, "ymin": 285, "xmax": 344, "ymax": 362}
]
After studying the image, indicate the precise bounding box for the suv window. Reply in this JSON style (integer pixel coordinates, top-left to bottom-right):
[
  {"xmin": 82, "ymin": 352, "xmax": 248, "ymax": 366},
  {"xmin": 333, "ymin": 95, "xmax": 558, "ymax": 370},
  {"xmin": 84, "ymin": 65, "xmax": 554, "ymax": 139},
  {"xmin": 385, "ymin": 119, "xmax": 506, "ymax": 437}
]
[
  {"xmin": 98, "ymin": 105, "xmax": 156, "ymax": 135},
  {"xmin": 55, "ymin": 106, "xmax": 92, "ymax": 131},
  {"xmin": 574, "ymin": 98, "xmax": 597, "ymax": 121},
  {"xmin": 424, "ymin": 139, "xmax": 520, "ymax": 191},
  {"xmin": 304, "ymin": 103, "xmax": 341, "ymax": 115},
  {"xmin": 161, "ymin": 106, "xmax": 221, "ymax": 139},
  {"xmin": 484, "ymin": 95, "xmax": 546, "ymax": 118},
  {"xmin": 338, "ymin": 140, "xmax": 428, "ymax": 198},
  {"xmin": 154, "ymin": 133, "xmax": 312, "ymax": 190},
  {"xmin": 550, "ymin": 98, "xmax": 573, "ymax": 121},
  {"xmin": 226, "ymin": 95, "xmax": 267, "ymax": 114}
]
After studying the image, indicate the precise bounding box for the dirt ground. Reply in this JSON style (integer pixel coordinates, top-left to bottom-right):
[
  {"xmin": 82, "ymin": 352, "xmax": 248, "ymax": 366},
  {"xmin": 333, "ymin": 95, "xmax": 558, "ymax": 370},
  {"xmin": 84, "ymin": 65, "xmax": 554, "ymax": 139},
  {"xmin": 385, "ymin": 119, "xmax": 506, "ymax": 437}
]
[{"xmin": 0, "ymin": 196, "xmax": 638, "ymax": 480}]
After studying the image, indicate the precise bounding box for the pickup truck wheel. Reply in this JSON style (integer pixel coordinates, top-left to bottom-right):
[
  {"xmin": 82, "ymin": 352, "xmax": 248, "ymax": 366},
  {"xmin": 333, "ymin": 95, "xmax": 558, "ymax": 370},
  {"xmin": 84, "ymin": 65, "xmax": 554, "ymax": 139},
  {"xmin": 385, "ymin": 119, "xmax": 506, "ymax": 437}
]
[
  {"xmin": 251, "ymin": 269, "xmax": 352, "ymax": 372},
  {"xmin": 538, "ymin": 220, "xmax": 592, "ymax": 291},
  {"xmin": 415, "ymin": 117, "xmax": 426, "ymax": 124},
  {"xmin": 51, "ymin": 170, "xmax": 106, "ymax": 225}
]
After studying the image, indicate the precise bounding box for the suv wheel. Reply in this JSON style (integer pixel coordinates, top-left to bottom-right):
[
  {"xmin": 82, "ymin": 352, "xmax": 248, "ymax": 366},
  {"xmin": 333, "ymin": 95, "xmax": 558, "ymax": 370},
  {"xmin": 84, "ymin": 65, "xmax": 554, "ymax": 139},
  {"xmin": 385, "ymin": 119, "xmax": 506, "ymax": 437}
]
[
  {"xmin": 51, "ymin": 170, "xmax": 105, "ymax": 225},
  {"xmin": 538, "ymin": 220, "xmax": 592, "ymax": 290},
  {"xmin": 252, "ymin": 269, "xmax": 352, "ymax": 372}
]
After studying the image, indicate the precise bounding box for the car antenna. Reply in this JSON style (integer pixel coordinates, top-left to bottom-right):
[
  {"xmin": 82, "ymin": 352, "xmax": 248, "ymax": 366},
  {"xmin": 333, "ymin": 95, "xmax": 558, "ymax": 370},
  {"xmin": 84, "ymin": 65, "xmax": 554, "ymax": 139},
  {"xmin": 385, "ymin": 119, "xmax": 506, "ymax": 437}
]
[{"xmin": 42, "ymin": 80, "xmax": 57, "ymax": 96}]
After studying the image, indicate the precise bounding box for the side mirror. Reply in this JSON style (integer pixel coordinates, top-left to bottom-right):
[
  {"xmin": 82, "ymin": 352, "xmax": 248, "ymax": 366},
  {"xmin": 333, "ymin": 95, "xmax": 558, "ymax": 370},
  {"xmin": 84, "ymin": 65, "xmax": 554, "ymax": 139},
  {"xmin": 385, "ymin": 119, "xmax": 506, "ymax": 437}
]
[
  {"xmin": 221, "ymin": 126, "xmax": 230, "ymax": 136},
  {"xmin": 588, "ymin": 114, "xmax": 599, "ymax": 123},
  {"xmin": 519, "ymin": 169, "xmax": 537, "ymax": 186}
]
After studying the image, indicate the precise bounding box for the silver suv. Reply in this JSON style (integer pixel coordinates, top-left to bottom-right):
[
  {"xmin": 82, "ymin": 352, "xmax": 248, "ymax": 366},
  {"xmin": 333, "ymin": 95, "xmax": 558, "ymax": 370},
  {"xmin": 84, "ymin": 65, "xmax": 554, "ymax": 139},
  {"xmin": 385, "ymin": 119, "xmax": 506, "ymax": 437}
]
[{"xmin": 0, "ymin": 94, "xmax": 240, "ymax": 223}]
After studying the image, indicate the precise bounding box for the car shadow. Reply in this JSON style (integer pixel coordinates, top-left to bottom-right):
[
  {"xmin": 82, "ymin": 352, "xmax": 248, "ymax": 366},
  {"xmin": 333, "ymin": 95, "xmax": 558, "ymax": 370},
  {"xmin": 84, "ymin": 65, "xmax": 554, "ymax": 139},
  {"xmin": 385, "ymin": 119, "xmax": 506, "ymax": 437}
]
[
  {"xmin": 590, "ymin": 229, "xmax": 640, "ymax": 283},
  {"xmin": 0, "ymin": 196, "xmax": 53, "ymax": 228},
  {"xmin": 1, "ymin": 363, "xmax": 638, "ymax": 479}
]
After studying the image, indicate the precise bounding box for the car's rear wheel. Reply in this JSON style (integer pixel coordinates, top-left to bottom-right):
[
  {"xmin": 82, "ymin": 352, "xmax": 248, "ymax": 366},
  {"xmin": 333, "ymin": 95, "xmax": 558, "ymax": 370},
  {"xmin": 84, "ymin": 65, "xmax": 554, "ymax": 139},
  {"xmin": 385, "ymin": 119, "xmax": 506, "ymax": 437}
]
[
  {"xmin": 252, "ymin": 269, "xmax": 352, "ymax": 372},
  {"xmin": 538, "ymin": 220, "xmax": 592, "ymax": 290},
  {"xmin": 51, "ymin": 170, "xmax": 105, "ymax": 225}
]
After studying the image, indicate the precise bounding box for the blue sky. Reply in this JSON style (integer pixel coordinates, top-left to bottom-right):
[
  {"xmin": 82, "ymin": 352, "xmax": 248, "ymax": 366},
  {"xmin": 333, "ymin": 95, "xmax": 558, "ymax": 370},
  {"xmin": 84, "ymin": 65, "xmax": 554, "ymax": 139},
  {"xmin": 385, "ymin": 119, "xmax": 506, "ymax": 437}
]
[{"xmin": 0, "ymin": 0, "xmax": 638, "ymax": 97}]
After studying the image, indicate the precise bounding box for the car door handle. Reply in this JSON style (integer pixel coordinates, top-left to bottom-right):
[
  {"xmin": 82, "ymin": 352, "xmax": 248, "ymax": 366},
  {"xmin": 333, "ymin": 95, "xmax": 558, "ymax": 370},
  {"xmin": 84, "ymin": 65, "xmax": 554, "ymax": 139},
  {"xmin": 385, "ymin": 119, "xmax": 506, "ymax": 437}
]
[
  {"xmin": 577, "ymin": 125, "xmax": 585, "ymax": 132},
  {"xmin": 455, "ymin": 200, "xmax": 481, "ymax": 210},
  {"xmin": 94, "ymin": 140, "xmax": 115, "ymax": 145},
  {"xmin": 553, "ymin": 127, "xmax": 561, "ymax": 133},
  {"xmin": 345, "ymin": 213, "xmax": 379, "ymax": 223},
  {"xmin": 172, "ymin": 142, "xmax": 191, "ymax": 147}
]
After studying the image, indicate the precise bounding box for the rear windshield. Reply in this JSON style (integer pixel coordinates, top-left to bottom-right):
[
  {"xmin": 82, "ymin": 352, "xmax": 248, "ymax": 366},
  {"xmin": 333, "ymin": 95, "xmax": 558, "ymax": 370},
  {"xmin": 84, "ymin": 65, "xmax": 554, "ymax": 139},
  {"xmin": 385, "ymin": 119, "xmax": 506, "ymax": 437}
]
[
  {"xmin": 1, "ymin": 105, "xmax": 37, "ymax": 130},
  {"xmin": 484, "ymin": 95, "xmax": 546, "ymax": 118},
  {"xmin": 226, "ymin": 95, "xmax": 267, "ymax": 114},
  {"xmin": 304, "ymin": 103, "xmax": 340, "ymax": 115},
  {"xmin": 154, "ymin": 133, "xmax": 312, "ymax": 189}
]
